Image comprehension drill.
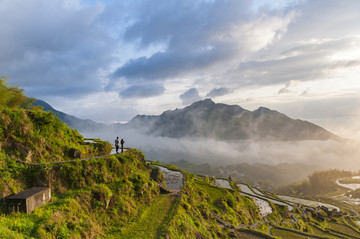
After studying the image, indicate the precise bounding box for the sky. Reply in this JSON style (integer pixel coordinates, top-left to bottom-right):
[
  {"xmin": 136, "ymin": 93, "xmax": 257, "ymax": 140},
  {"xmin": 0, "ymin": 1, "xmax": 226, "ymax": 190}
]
[{"xmin": 1, "ymin": 0, "xmax": 360, "ymax": 139}]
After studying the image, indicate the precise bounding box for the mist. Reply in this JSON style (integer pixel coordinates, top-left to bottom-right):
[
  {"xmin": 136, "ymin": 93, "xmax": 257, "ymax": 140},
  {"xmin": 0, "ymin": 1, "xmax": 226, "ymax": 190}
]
[{"xmin": 82, "ymin": 128, "xmax": 360, "ymax": 171}]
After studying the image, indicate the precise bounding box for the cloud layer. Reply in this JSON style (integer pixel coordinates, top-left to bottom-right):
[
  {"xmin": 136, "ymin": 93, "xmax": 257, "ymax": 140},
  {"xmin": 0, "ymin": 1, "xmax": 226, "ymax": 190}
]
[
  {"xmin": 109, "ymin": 0, "xmax": 296, "ymax": 88},
  {"xmin": 1, "ymin": 0, "xmax": 360, "ymax": 132}
]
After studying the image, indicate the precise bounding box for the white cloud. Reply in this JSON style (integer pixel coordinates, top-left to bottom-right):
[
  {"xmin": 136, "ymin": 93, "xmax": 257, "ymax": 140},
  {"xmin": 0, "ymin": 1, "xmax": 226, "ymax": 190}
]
[{"xmin": 1, "ymin": 0, "xmax": 360, "ymax": 139}]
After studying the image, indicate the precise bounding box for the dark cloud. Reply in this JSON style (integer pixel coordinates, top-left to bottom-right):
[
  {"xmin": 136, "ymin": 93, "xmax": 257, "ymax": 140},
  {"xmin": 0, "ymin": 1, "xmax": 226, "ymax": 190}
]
[
  {"xmin": 109, "ymin": 0, "xmax": 293, "ymax": 85},
  {"xmin": 110, "ymin": 46, "xmax": 234, "ymax": 82},
  {"xmin": 179, "ymin": 88, "xmax": 202, "ymax": 105},
  {"xmin": 206, "ymin": 87, "xmax": 230, "ymax": 98},
  {"xmin": 278, "ymin": 87, "xmax": 290, "ymax": 95},
  {"xmin": 120, "ymin": 84, "xmax": 165, "ymax": 98},
  {"xmin": 277, "ymin": 81, "xmax": 297, "ymax": 95},
  {"xmin": 2, "ymin": 0, "xmax": 360, "ymax": 126},
  {"xmin": 0, "ymin": 0, "xmax": 114, "ymax": 98}
]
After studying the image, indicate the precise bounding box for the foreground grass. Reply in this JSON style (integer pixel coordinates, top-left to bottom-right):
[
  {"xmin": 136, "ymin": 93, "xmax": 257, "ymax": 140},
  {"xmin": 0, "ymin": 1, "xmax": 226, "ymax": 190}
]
[
  {"xmin": 194, "ymin": 179, "xmax": 225, "ymax": 212},
  {"xmin": 113, "ymin": 195, "xmax": 177, "ymax": 239}
]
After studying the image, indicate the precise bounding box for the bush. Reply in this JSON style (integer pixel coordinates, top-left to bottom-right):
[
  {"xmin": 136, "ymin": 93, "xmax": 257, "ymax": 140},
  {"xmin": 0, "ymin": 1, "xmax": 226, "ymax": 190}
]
[{"xmin": 91, "ymin": 184, "xmax": 113, "ymax": 209}]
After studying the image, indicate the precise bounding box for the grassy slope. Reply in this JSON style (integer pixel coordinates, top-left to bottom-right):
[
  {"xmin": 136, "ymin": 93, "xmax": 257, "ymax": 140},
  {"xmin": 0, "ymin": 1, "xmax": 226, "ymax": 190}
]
[
  {"xmin": 2, "ymin": 81, "xmax": 360, "ymax": 238},
  {"xmin": 0, "ymin": 107, "xmax": 112, "ymax": 164},
  {"xmin": 114, "ymin": 195, "xmax": 178, "ymax": 238},
  {"xmin": 166, "ymin": 173, "xmax": 266, "ymax": 238},
  {"xmin": 0, "ymin": 152, "xmax": 161, "ymax": 238}
]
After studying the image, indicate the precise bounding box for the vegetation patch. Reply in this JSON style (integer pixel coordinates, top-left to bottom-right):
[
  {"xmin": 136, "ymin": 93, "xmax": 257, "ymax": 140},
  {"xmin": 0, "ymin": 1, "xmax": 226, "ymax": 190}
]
[
  {"xmin": 114, "ymin": 195, "xmax": 177, "ymax": 238},
  {"xmin": 326, "ymin": 222, "xmax": 360, "ymax": 238}
]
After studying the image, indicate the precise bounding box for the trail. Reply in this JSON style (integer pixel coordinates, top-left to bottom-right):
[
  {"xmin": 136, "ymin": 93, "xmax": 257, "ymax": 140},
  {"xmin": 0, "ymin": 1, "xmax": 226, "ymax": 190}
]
[
  {"xmin": 8, "ymin": 146, "xmax": 357, "ymax": 238},
  {"xmin": 115, "ymin": 195, "xmax": 178, "ymax": 239},
  {"xmin": 9, "ymin": 148, "xmax": 129, "ymax": 166}
]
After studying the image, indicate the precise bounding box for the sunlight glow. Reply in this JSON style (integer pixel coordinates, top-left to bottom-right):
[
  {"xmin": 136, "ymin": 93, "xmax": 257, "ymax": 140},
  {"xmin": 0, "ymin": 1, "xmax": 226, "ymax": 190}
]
[{"xmin": 331, "ymin": 47, "xmax": 360, "ymax": 61}]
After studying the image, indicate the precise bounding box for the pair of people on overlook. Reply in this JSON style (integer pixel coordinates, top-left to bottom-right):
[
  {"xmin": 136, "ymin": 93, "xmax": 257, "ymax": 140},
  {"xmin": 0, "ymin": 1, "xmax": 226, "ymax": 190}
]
[{"xmin": 115, "ymin": 137, "xmax": 125, "ymax": 154}]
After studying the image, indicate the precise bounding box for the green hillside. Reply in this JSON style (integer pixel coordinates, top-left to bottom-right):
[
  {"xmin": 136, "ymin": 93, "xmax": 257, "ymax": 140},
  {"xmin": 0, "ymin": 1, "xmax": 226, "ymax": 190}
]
[{"xmin": 1, "ymin": 79, "xmax": 360, "ymax": 238}]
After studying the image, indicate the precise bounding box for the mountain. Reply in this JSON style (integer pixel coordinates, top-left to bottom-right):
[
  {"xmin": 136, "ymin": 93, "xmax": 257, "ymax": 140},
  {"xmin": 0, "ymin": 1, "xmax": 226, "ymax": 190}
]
[
  {"xmin": 128, "ymin": 99, "xmax": 338, "ymax": 141},
  {"xmin": 32, "ymin": 100, "xmax": 106, "ymax": 132},
  {"xmin": 3, "ymin": 81, "xmax": 360, "ymax": 238},
  {"xmin": 34, "ymin": 98, "xmax": 338, "ymax": 141}
]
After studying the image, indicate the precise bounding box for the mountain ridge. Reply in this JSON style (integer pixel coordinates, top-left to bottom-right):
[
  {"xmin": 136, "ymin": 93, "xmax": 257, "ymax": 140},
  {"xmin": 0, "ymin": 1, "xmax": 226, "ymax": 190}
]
[
  {"xmin": 33, "ymin": 100, "xmax": 106, "ymax": 131},
  {"xmin": 35, "ymin": 98, "xmax": 339, "ymax": 141},
  {"xmin": 2, "ymin": 81, "xmax": 359, "ymax": 239},
  {"xmin": 127, "ymin": 99, "xmax": 338, "ymax": 141}
]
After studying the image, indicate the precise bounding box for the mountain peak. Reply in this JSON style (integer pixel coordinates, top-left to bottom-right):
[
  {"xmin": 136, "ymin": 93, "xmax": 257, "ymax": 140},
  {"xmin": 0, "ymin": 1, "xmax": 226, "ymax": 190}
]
[
  {"xmin": 188, "ymin": 98, "xmax": 215, "ymax": 108},
  {"xmin": 254, "ymin": 106, "xmax": 271, "ymax": 112},
  {"xmin": 126, "ymin": 99, "xmax": 337, "ymax": 141},
  {"xmin": 253, "ymin": 106, "xmax": 274, "ymax": 116}
]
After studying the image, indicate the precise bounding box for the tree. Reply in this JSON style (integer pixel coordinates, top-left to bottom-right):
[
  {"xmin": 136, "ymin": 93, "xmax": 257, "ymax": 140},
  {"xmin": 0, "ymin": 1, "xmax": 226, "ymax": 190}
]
[{"xmin": 0, "ymin": 76, "xmax": 33, "ymax": 108}]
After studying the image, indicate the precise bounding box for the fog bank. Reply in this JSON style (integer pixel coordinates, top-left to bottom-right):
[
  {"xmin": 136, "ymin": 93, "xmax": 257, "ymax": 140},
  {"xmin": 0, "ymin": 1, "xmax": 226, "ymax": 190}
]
[{"xmin": 82, "ymin": 129, "xmax": 360, "ymax": 171}]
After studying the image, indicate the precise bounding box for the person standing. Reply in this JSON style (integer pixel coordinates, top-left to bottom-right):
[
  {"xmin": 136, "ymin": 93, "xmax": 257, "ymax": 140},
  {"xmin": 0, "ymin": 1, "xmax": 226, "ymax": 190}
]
[
  {"xmin": 115, "ymin": 137, "xmax": 120, "ymax": 154},
  {"xmin": 120, "ymin": 138, "xmax": 125, "ymax": 153}
]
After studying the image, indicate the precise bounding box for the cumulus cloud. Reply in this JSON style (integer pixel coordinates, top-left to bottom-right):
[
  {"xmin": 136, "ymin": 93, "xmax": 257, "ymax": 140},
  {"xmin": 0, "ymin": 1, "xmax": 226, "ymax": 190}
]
[
  {"xmin": 109, "ymin": 0, "xmax": 297, "ymax": 87},
  {"xmin": 0, "ymin": 0, "xmax": 113, "ymax": 98},
  {"xmin": 179, "ymin": 88, "xmax": 202, "ymax": 105},
  {"xmin": 206, "ymin": 87, "xmax": 231, "ymax": 98},
  {"xmin": 2, "ymin": 0, "xmax": 360, "ymax": 128}
]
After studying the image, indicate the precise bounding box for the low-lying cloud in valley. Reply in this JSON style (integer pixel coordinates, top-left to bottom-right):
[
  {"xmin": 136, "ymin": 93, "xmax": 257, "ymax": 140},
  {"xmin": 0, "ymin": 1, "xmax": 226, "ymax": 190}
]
[{"xmin": 83, "ymin": 127, "xmax": 360, "ymax": 171}]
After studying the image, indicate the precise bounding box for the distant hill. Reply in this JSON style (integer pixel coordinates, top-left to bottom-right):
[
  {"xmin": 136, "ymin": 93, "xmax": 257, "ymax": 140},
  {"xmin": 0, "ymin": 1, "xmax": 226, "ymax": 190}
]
[
  {"xmin": 128, "ymin": 99, "xmax": 338, "ymax": 141},
  {"xmin": 32, "ymin": 100, "xmax": 106, "ymax": 132},
  {"xmin": 35, "ymin": 98, "xmax": 338, "ymax": 141}
]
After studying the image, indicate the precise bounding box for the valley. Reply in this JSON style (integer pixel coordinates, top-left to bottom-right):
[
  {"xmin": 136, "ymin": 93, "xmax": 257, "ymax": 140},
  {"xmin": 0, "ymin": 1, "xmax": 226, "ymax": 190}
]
[{"xmin": 2, "ymin": 80, "xmax": 360, "ymax": 238}]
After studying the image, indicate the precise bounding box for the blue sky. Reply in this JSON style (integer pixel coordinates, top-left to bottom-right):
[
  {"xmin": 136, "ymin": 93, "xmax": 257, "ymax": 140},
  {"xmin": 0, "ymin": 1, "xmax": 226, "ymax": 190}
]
[{"xmin": 1, "ymin": 0, "xmax": 360, "ymax": 138}]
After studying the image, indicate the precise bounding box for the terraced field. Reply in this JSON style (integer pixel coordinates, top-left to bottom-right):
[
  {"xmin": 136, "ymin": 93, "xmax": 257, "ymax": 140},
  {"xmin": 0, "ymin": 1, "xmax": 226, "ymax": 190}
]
[
  {"xmin": 278, "ymin": 195, "xmax": 340, "ymax": 212},
  {"xmin": 238, "ymin": 183, "xmax": 294, "ymax": 211},
  {"xmin": 124, "ymin": 162, "xmax": 360, "ymax": 238},
  {"xmin": 271, "ymin": 227, "xmax": 320, "ymax": 239}
]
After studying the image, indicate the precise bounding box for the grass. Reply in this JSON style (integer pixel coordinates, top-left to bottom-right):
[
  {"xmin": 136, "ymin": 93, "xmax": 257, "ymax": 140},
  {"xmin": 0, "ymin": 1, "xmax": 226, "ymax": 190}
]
[
  {"xmin": 271, "ymin": 227, "xmax": 322, "ymax": 239},
  {"xmin": 326, "ymin": 222, "xmax": 360, "ymax": 238},
  {"xmin": 113, "ymin": 195, "xmax": 178, "ymax": 238},
  {"xmin": 309, "ymin": 225, "xmax": 344, "ymax": 239},
  {"xmin": 193, "ymin": 179, "xmax": 226, "ymax": 211}
]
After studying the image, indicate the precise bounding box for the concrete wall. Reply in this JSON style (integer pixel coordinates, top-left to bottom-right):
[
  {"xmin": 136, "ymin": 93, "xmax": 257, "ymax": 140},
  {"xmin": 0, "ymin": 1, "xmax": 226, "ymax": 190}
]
[
  {"xmin": 6, "ymin": 187, "xmax": 51, "ymax": 214},
  {"xmin": 26, "ymin": 187, "xmax": 51, "ymax": 213}
]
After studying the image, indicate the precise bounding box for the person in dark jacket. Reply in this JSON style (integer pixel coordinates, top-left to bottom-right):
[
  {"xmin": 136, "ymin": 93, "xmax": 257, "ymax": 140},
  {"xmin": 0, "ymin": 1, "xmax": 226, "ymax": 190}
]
[
  {"xmin": 115, "ymin": 137, "xmax": 120, "ymax": 154},
  {"xmin": 120, "ymin": 138, "xmax": 125, "ymax": 153}
]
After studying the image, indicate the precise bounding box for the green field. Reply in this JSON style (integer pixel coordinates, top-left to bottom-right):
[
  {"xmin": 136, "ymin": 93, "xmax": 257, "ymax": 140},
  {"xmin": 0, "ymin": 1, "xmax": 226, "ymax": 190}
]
[
  {"xmin": 271, "ymin": 227, "xmax": 322, "ymax": 239},
  {"xmin": 309, "ymin": 225, "xmax": 344, "ymax": 239},
  {"xmin": 326, "ymin": 222, "xmax": 360, "ymax": 238}
]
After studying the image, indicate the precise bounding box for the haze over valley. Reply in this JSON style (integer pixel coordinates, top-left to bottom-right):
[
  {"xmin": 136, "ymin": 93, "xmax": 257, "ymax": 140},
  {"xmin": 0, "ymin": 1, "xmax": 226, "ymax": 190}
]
[
  {"xmin": 34, "ymin": 98, "xmax": 360, "ymax": 189},
  {"xmin": 2, "ymin": 0, "xmax": 360, "ymax": 238}
]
